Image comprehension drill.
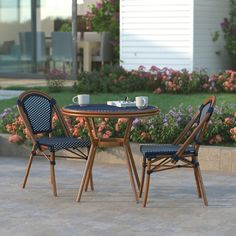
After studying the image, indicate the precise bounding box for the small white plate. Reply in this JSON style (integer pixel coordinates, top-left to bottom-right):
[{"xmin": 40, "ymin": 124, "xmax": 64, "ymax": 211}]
[{"xmin": 107, "ymin": 101, "xmax": 136, "ymax": 107}]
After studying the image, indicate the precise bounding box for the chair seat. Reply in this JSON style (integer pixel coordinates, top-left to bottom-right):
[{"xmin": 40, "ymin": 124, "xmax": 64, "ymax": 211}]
[
  {"xmin": 140, "ymin": 144, "xmax": 196, "ymax": 159},
  {"xmin": 36, "ymin": 137, "xmax": 90, "ymax": 152},
  {"xmin": 92, "ymin": 55, "xmax": 102, "ymax": 62}
]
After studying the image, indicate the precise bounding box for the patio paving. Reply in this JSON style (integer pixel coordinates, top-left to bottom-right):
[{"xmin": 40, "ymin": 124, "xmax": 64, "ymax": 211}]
[
  {"xmin": 1, "ymin": 155, "xmax": 236, "ymax": 236},
  {"xmin": 0, "ymin": 90, "xmax": 23, "ymax": 100},
  {"xmin": 0, "ymin": 78, "xmax": 74, "ymax": 88}
]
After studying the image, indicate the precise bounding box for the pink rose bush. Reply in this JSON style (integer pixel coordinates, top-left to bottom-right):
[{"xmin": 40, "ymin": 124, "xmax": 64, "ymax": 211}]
[
  {"xmin": 46, "ymin": 69, "xmax": 67, "ymax": 92},
  {"xmin": 230, "ymin": 127, "xmax": 236, "ymax": 141},
  {"xmin": 229, "ymin": 112, "xmax": 236, "ymax": 141},
  {"xmin": 84, "ymin": 0, "xmax": 119, "ymax": 61}
]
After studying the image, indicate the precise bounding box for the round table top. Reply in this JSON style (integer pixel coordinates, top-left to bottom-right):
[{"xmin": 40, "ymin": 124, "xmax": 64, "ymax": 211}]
[{"xmin": 62, "ymin": 104, "xmax": 159, "ymax": 118}]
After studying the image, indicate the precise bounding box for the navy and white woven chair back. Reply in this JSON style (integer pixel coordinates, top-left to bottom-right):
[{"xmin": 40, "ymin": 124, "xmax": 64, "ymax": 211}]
[
  {"xmin": 199, "ymin": 102, "xmax": 212, "ymax": 123},
  {"xmin": 20, "ymin": 94, "xmax": 55, "ymax": 134},
  {"xmin": 194, "ymin": 101, "xmax": 214, "ymax": 144}
]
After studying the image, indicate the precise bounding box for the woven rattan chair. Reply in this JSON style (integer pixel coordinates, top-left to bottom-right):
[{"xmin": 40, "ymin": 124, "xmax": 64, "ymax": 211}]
[
  {"xmin": 139, "ymin": 96, "xmax": 216, "ymax": 207},
  {"xmin": 17, "ymin": 90, "xmax": 92, "ymax": 197}
]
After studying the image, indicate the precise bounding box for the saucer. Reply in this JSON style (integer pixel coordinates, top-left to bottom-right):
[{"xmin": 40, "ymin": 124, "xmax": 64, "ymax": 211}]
[{"xmin": 137, "ymin": 105, "xmax": 147, "ymax": 109}]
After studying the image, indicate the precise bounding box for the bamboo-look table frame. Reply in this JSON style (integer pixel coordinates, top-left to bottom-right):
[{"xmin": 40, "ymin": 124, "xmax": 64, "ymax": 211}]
[
  {"xmin": 62, "ymin": 104, "xmax": 159, "ymax": 203},
  {"xmin": 77, "ymin": 41, "xmax": 99, "ymax": 72}
]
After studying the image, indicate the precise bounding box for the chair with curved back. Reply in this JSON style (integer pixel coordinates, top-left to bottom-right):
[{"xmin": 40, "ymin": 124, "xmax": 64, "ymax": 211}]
[
  {"xmin": 19, "ymin": 32, "xmax": 47, "ymax": 72},
  {"xmin": 51, "ymin": 32, "xmax": 82, "ymax": 73},
  {"xmin": 92, "ymin": 32, "xmax": 113, "ymax": 66},
  {"xmin": 19, "ymin": 32, "xmax": 46, "ymax": 61},
  {"xmin": 139, "ymin": 96, "xmax": 216, "ymax": 207},
  {"xmin": 17, "ymin": 90, "xmax": 92, "ymax": 197}
]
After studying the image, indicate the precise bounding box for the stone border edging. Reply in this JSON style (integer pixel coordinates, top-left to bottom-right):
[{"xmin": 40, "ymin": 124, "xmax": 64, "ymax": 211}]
[{"xmin": 1, "ymin": 133, "xmax": 235, "ymax": 173}]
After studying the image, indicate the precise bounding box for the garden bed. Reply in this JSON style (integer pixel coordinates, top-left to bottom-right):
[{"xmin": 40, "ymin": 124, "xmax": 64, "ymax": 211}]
[{"xmin": 1, "ymin": 101, "xmax": 236, "ymax": 150}]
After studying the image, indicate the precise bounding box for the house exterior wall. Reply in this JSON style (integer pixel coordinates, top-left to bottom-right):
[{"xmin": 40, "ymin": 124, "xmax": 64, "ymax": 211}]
[
  {"xmin": 120, "ymin": 0, "xmax": 230, "ymax": 73},
  {"xmin": 193, "ymin": 0, "xmax": 230, "ymax": 74},
  {"xmin": 120, "ymin": 0, "xmax": 194, "ymax": 71}
]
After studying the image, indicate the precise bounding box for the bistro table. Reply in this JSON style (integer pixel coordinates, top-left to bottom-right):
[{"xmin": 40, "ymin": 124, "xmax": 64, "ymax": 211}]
[
  {"xmin": 78, "ymin": 41, "xmax": 99, "ymax": 72},
  {"xmin": 62, "ymin": 104, "xmax": 159, "ymax": 203}
]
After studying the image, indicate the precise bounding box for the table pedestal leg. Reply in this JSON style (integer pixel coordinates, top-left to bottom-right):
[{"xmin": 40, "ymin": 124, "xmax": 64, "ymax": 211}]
[
  {"xmin": 124, "ymin": 144, "xmax": 139, "ymax": 203},
  {"xmin": 123, "ymin": 118, "xmax": 140, "ymax": 202},
  {"xmin": 84, "ymin": 146, "xmax": 97, "ymax": 192},
  {"xmin": 76, "ymin": 117, "xmax": 140, "ymax": 204},
  {"xmin": 83, "ymin": 42, "xmax": 92, "ymax": 72},
  {"xmin": 76, "ymin": 144, "xmax": 96, "ymax": 202},
  {"xmin": 124, "ymin": 142, "xmax": 140, "ymax": 189}
]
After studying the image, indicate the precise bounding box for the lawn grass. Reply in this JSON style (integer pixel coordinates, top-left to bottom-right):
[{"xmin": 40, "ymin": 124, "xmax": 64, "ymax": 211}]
[
  {"xmin": 0, "ymin": 87, "xmax": 235, "ymax": 113},
  {"xmin": 1, "ymin": 88, "xmax": 236, "ymax": 147}
]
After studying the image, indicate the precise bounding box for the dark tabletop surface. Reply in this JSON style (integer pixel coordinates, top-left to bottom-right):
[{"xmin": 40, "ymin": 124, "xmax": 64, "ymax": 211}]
[{"xmin": 63, "ymin": 104, "xmax": 157, "ymax": 112}]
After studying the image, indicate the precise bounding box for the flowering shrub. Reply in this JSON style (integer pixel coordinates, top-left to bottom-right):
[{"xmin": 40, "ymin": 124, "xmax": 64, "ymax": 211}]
[
  {"xmin": 219, "ymin": 0, "xmax": 236, "ymax": 68},
  {"xmin": 46, "ymin": 69, "xmax": 67, "ymax": 92},
  {"xmin": 225, "ymin": 109, "xmax": 236, "ymax": 142},
  {"xmin": 230, "ymin": 125, "xmax": 236, "ymax": 141},
  {"xmin": 0, "ymin": 107, "xmax": 28, "ymax": 144},
  {"xmin": 144, "ymin": 105, "xmax": 194, "ymax": 144},
  {"xmin": 1, "ymin": 104, "xmax": 236, "ymax": 146},
  {"xmin": 200, "ymin": 70, "xmax": 236, "ymax": 93},
  {"xmin": 84, "ymin": 0, "xmax": 119, "ymax": 62},
  {"xmin": 204, "ymin": 103, "xmax": 236, "ymax": 144},
  {"xmin": 75, "ymin": 65, "xmax": 236, "ymax": 94},
  {"xmin": 0, "ymin": 106, "xmax": 126, "ymax": 144}
]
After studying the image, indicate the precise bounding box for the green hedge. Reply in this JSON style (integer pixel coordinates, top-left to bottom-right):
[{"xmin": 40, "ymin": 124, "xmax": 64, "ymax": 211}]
[{"xmin": 74, "ymin": 65, "xmax": 236, "ymax": 94}]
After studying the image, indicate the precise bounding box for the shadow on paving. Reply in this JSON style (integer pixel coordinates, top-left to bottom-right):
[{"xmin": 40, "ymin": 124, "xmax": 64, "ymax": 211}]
[{"xmin": 0, "ymin": 155, "xmax": 236, "ymax": 235}]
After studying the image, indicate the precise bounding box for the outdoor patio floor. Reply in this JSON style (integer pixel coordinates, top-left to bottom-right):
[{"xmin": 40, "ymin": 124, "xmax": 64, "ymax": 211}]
[{"xmin": 1, "ymin": 155, "xmax": 236, "ymax": 236}]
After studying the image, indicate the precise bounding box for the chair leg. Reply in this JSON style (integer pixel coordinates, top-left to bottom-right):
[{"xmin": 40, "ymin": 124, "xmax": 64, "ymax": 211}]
[
  {"xmin": 193, "ymin": 167, "xmax": 202, "ymax": 198},
  {"xmin": 62, "ymin": 62, "xmax": 65, "ymax": 73},
  {"xmin": 143, "ymin": 160, "xmax": 151, "ymax": 207},
  {"xmin": 89, "ymin": 172, "xmax": 94, "ymax": 191},
  {"xmin": 85, "ymin": 146, "xmax": 95, "ymax": 192},
  {"xmin": 49, "ymin": 153, "xmax": 57, "ymax": 197},
  {"xmin": 88, "ymin": 146, "xmax": 94, "ymax": 191},
  {"xmin": 22, "ymin": 152, "xmax": 34, "ymax": 188},
  {"xmin": 78, "ymin": 60, "xmax": 82, "ymax": 73},
  {"xmin": 139, "ymin": 158, "xmax": 146, "ymax": 198},
  {"xmin": 195, "ymin": 165, "xmax": 208, "ymax": 206},
  {"xmin": 84, "ymin": 153, "xmax": 96, "ymax": 192}
]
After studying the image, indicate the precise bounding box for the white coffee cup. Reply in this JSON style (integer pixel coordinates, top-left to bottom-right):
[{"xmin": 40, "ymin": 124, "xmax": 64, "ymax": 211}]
[
  {"xmin": 135, "ymin": 96, "xmax": 148, "ymax": 109},
  {"xmin": 72, "ymin": 94, "xmax": 90, "ymax": 106}
]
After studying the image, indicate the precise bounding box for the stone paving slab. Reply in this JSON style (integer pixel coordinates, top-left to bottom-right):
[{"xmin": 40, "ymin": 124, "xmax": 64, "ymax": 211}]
[
  {"xmin": 0, "ymin": 78, "xmax": 74, "ymax": 88},
  {"xmin": 0, "ymin": 156, "xmax": 236, "ymax": 236},
  {"xmin": 0, "ymin": 90, "xmax": 23, "ymax": 100}
]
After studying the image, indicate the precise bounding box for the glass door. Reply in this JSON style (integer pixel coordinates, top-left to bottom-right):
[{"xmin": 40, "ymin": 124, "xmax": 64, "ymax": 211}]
[
  {"xmin": 0, "ymin": 0, "xmax": 71, "ymax": 76},
  {"xmin": 0, "ymin": 0, "xmax": 32, "ymax": 74},
  {"xmin": 38, "ymin": 0, "xmax": 71, "ymax": 74}
]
